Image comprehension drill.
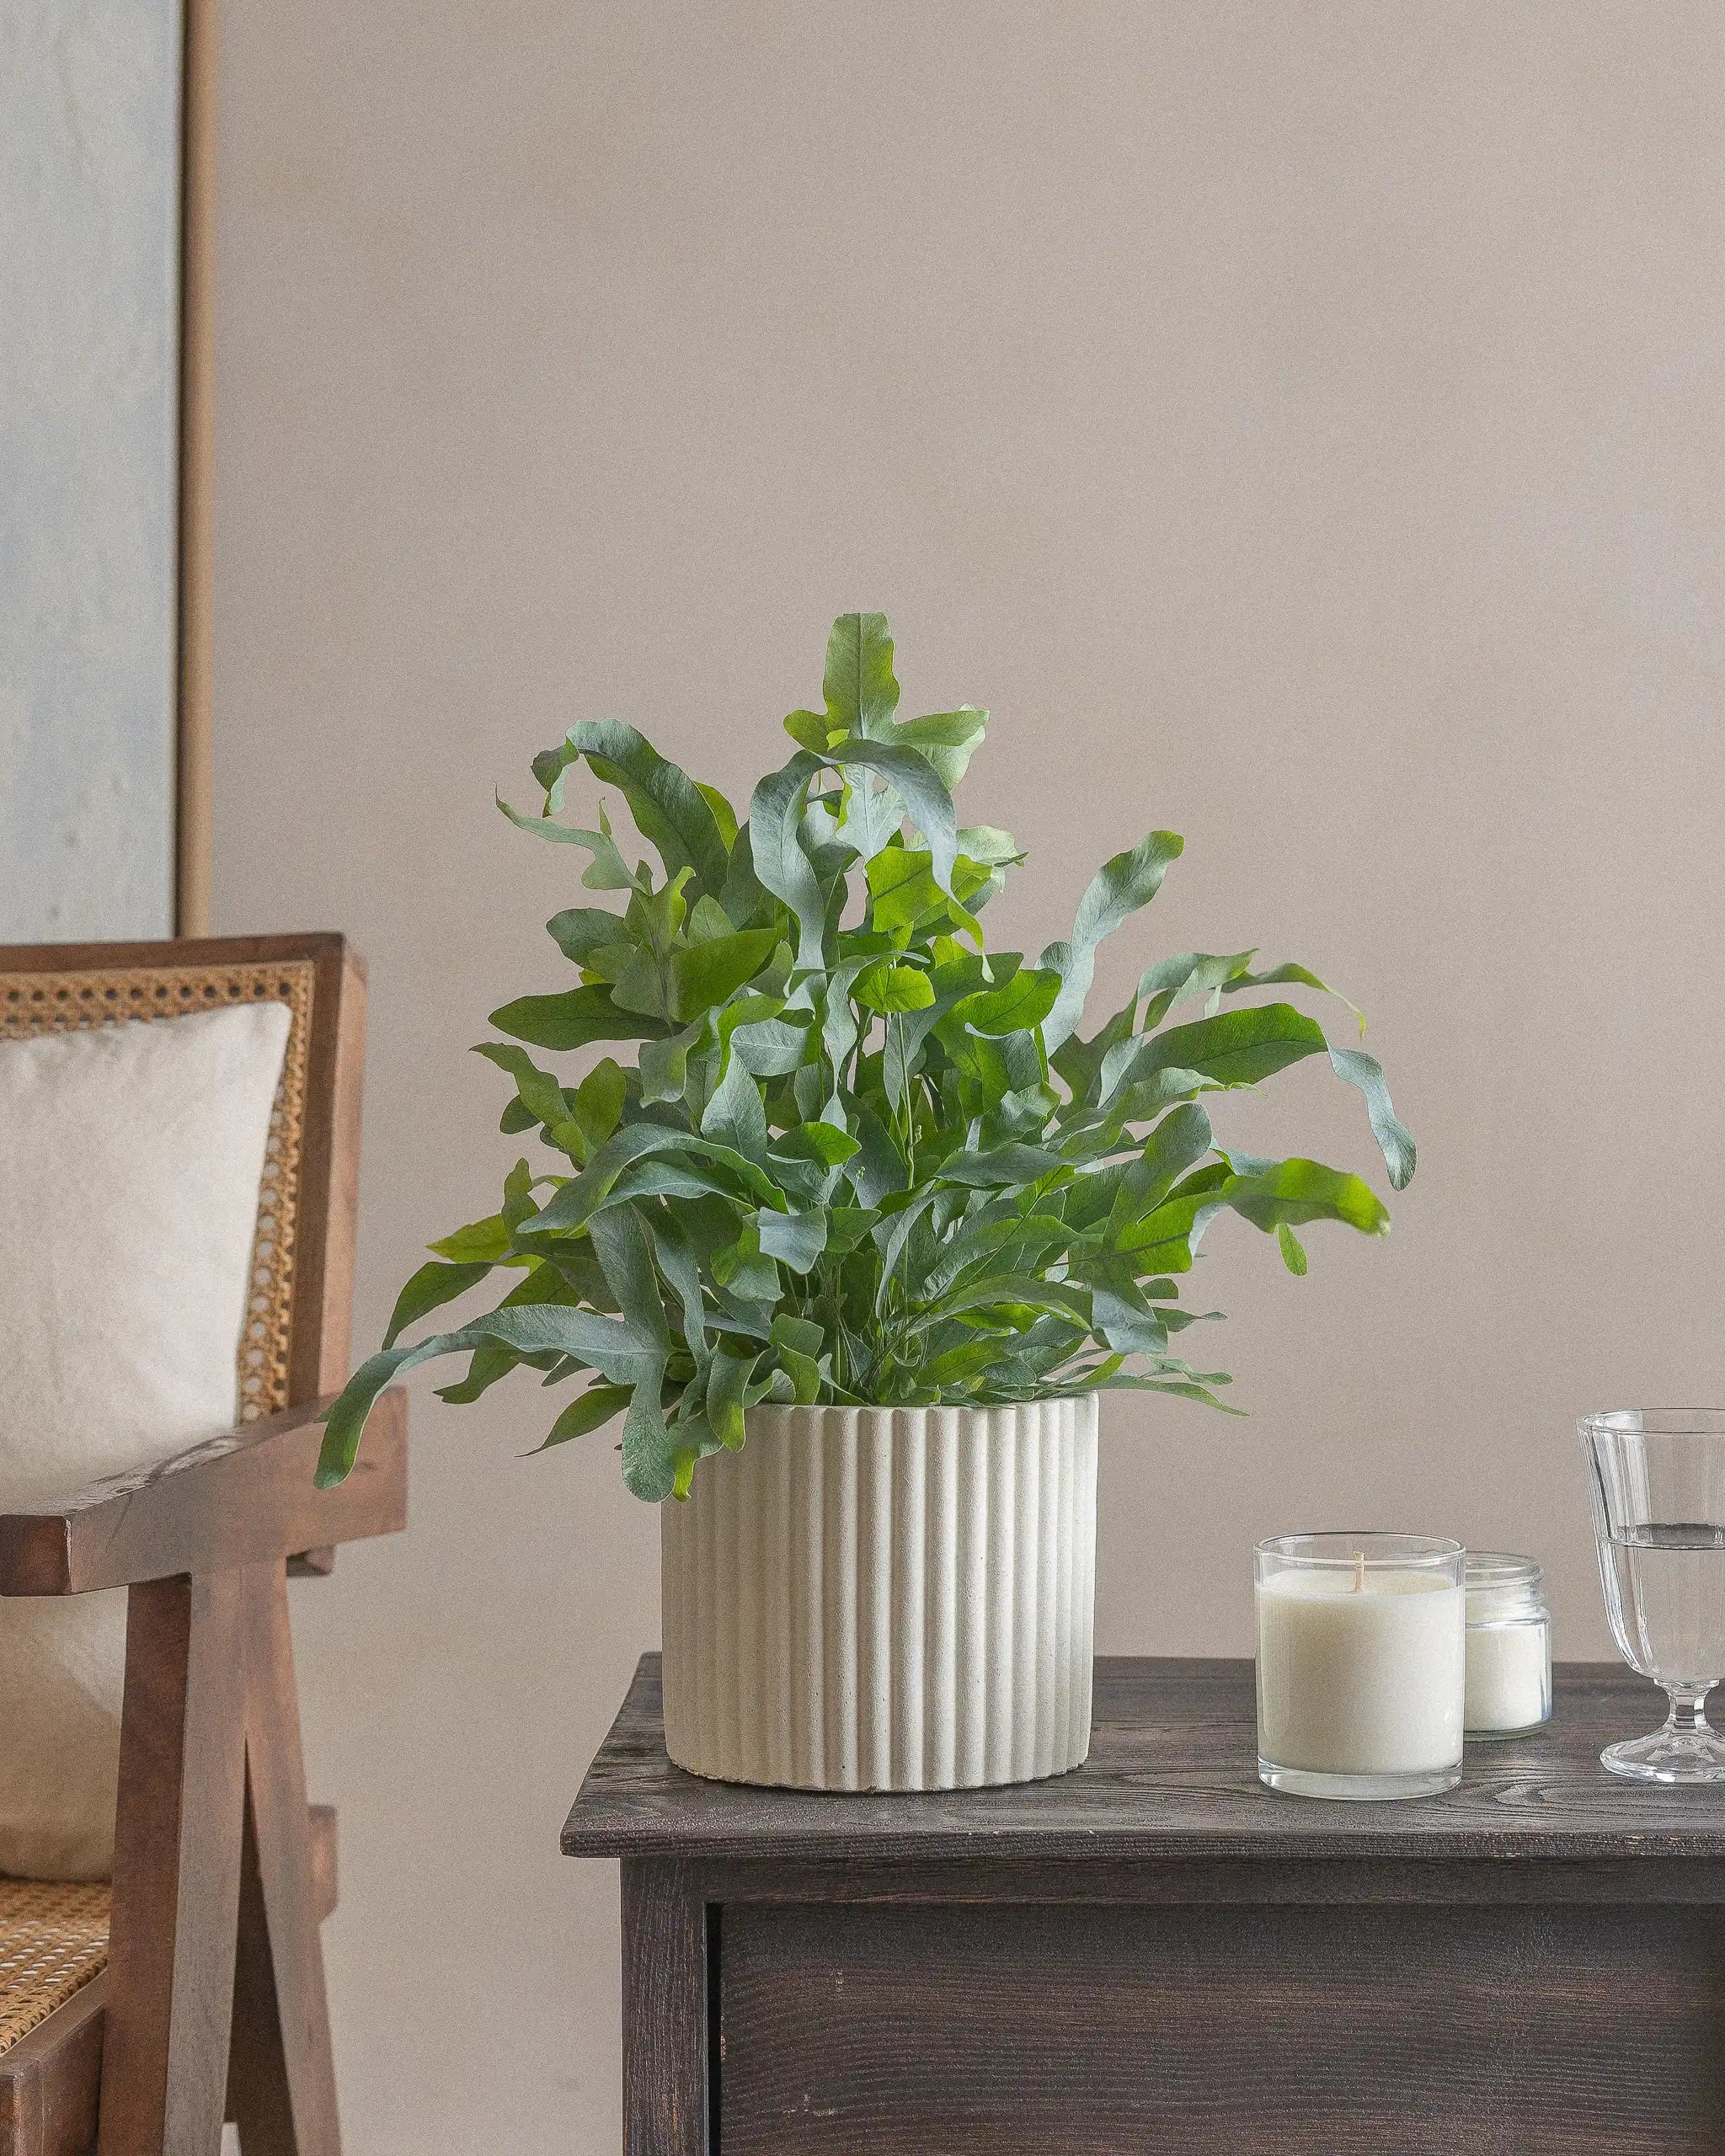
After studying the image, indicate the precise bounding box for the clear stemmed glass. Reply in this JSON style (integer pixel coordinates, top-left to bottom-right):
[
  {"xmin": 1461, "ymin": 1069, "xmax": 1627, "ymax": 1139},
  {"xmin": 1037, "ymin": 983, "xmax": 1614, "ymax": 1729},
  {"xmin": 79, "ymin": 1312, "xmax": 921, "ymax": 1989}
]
[{"xmin": 1580, "ymin": 1409, "xmax": 1725, "ymax": 1782}]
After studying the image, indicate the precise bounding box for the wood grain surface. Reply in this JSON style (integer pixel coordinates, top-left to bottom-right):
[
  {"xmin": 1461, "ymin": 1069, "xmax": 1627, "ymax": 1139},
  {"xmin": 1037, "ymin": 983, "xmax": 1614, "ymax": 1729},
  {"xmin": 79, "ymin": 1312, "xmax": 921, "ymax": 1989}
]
[
  {"xmin": 96, "ymin": 1571, "xmax": 247, "ymax": 2155},
  {"xmin": 0, "ymin": 1980, "xmax": 104, "ymax": 2156},
  {"xmin": 718, "ymin": 1897, "xmax": 1725, "ymax": 2155},
  {"xmin": 222, "ymin": 1561, "xmax": 342, "ymax": 2154},
  {"xmin": 577, "ymin": 1660, "xmax": 1725, "ymax": 2154},
  {"xmin": 0, "ymin": 1392, "xmax": 406, "ymax": 1598},
  {"xmin": 621, "ymin": 1863, "xmax": 709, "ymax": 2156},
  {"xmin": 564, "ymin": 1656, "xmax": 1725, "ymax": 1864}
]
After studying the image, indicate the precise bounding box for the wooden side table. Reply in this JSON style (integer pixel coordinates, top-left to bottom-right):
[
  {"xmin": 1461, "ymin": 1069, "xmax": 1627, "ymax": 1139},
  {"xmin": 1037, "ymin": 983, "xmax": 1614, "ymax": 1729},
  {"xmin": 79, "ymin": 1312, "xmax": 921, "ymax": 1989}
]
[{"xmin": 564, "ymin": 1656, "xmax": 1725, "ymax": 2154}]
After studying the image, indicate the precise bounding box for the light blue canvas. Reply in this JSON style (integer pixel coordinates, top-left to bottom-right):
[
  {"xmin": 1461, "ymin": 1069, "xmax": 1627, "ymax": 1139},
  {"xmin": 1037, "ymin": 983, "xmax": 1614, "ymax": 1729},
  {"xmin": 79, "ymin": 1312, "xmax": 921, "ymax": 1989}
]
[{"xmin": 0, "ymin": 0, "xmax": 181, "ymax": 941}]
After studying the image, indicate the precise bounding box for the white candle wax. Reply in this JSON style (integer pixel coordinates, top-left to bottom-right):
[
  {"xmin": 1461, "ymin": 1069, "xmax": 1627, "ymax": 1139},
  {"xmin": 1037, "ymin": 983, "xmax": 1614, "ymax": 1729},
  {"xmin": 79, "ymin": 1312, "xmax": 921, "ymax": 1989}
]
[
  {"xmin": 1256, "ymin": 1566, "xmax": 1466, "ymax": 1775},
  {"xmin": 1464, "ymin": 1620, "xmax": 1549, "ymax": 1732}
]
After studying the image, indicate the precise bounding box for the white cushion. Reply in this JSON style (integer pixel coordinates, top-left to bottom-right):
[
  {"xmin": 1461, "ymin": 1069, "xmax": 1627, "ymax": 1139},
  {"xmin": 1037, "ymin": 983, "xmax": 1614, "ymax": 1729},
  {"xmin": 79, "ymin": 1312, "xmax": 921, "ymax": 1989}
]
[{"xmin": 0, "ymin": 1000, "xmax": 291, "ymax": 1878}]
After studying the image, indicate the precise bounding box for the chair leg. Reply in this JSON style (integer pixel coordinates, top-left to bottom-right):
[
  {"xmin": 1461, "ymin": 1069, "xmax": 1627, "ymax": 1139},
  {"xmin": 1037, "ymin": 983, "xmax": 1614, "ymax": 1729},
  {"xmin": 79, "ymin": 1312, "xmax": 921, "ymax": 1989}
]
[
  {"xmin": 226, "ymin": 1793, "xmax": 302, "ymax": 2156},
  {"xmin": 98, "ymin": 1570, "xmax": 248, "ymax": 2156},
  {"xmin": 225, "ymin": 1562, "xmax": 341, "ymax": 2156}
]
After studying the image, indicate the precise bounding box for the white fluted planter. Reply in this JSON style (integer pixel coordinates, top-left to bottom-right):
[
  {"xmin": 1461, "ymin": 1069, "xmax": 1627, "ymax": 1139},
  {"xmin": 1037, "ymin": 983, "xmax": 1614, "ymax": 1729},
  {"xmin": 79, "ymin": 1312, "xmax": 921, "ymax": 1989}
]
[{"xmin": 660, "ymin": 1396, "xmax": 1097, "ymax": 1790}]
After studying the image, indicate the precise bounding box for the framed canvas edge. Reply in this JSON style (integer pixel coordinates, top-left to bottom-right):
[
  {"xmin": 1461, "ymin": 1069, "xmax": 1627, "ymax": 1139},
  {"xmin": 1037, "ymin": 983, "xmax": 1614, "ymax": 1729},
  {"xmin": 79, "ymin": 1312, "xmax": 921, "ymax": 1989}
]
[{"xmin": 175, "ymin": 0, "xmax": 217, "ymax": 938}]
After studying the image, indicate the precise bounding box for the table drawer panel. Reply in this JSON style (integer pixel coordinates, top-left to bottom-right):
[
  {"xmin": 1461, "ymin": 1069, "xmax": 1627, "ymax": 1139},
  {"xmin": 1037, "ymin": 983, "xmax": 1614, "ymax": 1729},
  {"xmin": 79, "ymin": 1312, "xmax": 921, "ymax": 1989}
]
[{"xmin": 719, "ymin": 1900, "xmax": 1725, "ymax": 2154}]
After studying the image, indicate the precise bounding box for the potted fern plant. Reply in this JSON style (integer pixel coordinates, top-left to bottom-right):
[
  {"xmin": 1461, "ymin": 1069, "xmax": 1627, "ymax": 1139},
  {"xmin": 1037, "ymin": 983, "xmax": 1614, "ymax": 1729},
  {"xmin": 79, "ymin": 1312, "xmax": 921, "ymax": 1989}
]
[{"xmin": 318, "ymin": 612, "xmax": 1413, "ymax": 1790}]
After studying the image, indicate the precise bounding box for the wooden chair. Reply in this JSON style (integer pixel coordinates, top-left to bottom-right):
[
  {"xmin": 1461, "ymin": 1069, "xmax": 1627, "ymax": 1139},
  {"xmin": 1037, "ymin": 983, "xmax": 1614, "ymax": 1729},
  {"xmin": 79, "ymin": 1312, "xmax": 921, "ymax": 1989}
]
[{"xmin": 0, "ymin": 936, "xmax": 407, "ymax": 2156}]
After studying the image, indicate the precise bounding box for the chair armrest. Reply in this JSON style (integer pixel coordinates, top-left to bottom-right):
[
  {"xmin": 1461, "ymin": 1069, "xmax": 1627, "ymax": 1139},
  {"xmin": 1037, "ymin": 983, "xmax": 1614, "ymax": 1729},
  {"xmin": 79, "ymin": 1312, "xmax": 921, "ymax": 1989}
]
[{"xmin": 0, "ymin": 1391, "xmax": 407, "ymax": 1595}]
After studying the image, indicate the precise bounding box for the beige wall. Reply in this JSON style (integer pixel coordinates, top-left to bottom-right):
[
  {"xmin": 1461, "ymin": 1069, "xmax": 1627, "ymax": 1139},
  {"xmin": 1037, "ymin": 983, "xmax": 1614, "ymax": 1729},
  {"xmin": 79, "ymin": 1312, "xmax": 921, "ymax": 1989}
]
[{"xmin": 212, "ymin": 3, "xmax": 1725, "ymax": 2147}]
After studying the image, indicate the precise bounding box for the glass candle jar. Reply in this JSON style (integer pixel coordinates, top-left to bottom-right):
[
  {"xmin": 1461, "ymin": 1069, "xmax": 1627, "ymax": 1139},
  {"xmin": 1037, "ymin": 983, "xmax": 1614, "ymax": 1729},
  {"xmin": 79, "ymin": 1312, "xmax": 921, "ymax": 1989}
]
[
  {"xmin": 1463, "ymin": 1551, "xmax": 1551, "ymax": 1739},
  {"xmin": 1255, "ymin": 1532, "xmax": 1466, "ymax": 1800}
]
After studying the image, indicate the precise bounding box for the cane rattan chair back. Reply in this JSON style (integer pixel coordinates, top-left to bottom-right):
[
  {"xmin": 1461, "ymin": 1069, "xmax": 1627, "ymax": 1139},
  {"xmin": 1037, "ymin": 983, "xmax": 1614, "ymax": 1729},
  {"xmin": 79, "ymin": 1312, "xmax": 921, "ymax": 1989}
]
[{"xmin": 0, "ymin": 934, "xmax": 364, "ymax": 1419}]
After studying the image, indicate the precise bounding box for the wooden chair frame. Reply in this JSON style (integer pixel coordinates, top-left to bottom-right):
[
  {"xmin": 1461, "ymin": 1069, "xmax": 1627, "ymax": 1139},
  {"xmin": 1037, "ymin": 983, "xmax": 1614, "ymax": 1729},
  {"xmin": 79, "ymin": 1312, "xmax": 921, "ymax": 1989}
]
[{"xmin": 0, "ymin": 937, "xmax": 406, "ymax": 2156}]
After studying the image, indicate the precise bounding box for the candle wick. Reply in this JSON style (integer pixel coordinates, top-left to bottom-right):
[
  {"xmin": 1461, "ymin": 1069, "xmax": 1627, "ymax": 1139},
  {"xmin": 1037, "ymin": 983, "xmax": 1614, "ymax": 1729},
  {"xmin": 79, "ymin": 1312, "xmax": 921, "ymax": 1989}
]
[{"xmin": 1353, "ymin": 1550, "xmax": 1365, "ymax": 1593}]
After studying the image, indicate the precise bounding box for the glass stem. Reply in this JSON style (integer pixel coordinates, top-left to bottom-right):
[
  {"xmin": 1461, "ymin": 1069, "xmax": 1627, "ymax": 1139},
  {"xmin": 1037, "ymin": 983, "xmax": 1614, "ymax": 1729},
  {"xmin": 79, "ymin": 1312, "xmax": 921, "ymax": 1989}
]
[{"xmin": 1664, "ymin": 1685, "xmax": 1713, "ymax": 1737}]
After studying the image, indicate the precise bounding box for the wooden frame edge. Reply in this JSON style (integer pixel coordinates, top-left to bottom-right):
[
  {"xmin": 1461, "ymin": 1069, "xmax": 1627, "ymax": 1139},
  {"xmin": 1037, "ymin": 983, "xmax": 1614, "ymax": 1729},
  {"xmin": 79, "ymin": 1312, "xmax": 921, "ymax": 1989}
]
[
  {"xmin": 0, "ymin": 932, "xmax": 347, "ymax": 975},
  {"xmin": 292, "ymin": 942, "xmax": 367, "ymax": 1401},
  {"xmin": 174, "ymin": 0, "xmax": 217, "ymax": 939},
  {"xmin": 0, "ymin": 1973, "xmax": 106, "ymax": 2156}
]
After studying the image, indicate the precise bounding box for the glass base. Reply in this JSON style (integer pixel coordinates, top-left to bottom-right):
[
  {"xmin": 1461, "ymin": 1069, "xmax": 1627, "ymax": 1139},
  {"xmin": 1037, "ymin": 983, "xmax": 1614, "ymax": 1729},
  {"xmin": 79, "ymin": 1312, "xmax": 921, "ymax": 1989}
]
[
  {"xmin": 1465, "ymin": 1718, "xmax": 1551, "ymax": 1742},
  {"xmin": 1600, "ymin": 1727, "xmax": 1725, "ymax": 1783},
  {"xmin": 1258, "ymin": 1758, "xmax": 1461, "ymax": 1801}
]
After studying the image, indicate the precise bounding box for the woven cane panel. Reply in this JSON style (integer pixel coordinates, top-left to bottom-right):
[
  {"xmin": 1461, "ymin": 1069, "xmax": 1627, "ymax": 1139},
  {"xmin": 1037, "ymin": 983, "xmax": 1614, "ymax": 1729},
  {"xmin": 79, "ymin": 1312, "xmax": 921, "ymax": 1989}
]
[
  {"xmin": 0, "ymin": 1879, "xmax": 108, "ymax": 2054},
  {"xmin": 0, "ymin": 961, "xmax": 317, "ymax": 1421}
]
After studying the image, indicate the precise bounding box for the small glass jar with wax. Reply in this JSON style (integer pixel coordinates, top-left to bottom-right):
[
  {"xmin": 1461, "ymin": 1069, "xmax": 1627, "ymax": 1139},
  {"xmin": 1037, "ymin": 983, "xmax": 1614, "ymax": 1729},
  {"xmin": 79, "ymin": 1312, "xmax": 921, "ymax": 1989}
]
[
  {"xmin": 1255, "ymin": 1533, "xmax": 1466, "ymax": 1800},
  {"xmin": 1463, "ymin": 1551, "xmax": 1551, "ymax": 1739}
]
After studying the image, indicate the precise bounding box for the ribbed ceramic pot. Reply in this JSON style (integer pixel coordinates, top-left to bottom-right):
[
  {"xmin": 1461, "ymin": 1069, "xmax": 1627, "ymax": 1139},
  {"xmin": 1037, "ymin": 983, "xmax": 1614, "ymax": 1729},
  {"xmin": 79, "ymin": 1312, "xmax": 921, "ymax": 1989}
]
[{"xmin": 660, "ymin": 1395, "xmax": 1097, "ymax": 1791}]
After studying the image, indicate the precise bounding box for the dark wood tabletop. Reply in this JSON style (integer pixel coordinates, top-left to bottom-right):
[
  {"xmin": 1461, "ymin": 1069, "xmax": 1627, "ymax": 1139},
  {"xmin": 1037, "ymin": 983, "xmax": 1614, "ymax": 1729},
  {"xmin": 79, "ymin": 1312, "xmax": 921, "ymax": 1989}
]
[{"xmin": 563, "ymin": 1653, "xmax": 1725, "ymax": 1865}]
